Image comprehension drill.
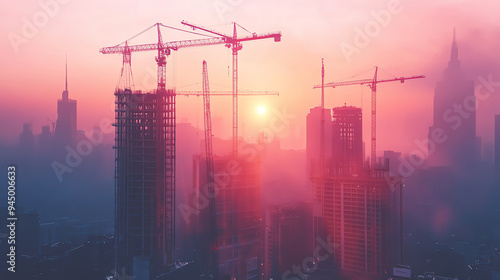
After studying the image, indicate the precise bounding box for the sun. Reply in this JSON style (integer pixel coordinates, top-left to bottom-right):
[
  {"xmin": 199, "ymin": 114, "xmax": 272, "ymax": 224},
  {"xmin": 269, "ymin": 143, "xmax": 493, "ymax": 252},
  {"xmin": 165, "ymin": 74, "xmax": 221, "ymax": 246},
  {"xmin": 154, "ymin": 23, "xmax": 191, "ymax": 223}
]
[{"xmin": 257, "ymin": 106, "xmax": 266, "ymax": 115}]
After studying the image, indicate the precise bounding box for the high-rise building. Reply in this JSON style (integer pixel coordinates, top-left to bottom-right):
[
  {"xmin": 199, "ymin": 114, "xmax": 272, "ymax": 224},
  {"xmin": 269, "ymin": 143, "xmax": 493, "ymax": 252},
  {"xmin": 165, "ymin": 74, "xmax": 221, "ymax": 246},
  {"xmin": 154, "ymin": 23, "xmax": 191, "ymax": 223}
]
[
  {"xmin": 54, "ymin": 62, "xmax": 77, "ymax": 147},
  {"xmin": 307, "ymin": 107, "xmax": 333, "ymax": 260},
  {"xmin": 114, "ymin": 89, "xmax": 176, "ymax": 279},
  {"xmin": 19, "ymin": 122, "xmax": 35, "ymax": 153},
  {"xmin": 311, "ymin": 107, "xmax": 402, "ymax": 279},
  {"xmin": 264, "ymin": 203, "xmax": 312, "ymax": 280},
  {"xmin": 428, "ymin": 31, "xmax": 480, "ymax": 167},
  {"xmin": 193, "ymin": 155, "xmax": 262, "ymax": 280},
  {"xmin": 306, "ymin": 107, "xmax": 333, "ymax": 177},
  {"xmin": 331, "ymin": 105, "xmax": 363, "ymax": 175},
  {"xmin": 384, "ymin": 150, "xmax": 402, "ymax": 176},
  {"xmin": 316, "ymin": 172, "xmax": 401, "ymax": 278},
  {"xmin": 38, "ymin": 125, "xmax": 53, "ymax": 151}
]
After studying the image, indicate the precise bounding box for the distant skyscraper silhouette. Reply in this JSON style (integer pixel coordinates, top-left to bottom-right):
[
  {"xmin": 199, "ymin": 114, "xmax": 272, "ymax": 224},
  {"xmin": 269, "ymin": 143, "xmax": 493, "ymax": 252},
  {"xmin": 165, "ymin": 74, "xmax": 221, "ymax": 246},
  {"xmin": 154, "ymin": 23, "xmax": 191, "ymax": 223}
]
[
  {"xmin": 428, "ymin": 30, "xmax": 480, "ymax": 167},
  {"xmin": 54, "ymin": 60, "xmax": 77, "ymax": 147},
  {"xmin": 19, "ymin": 122, "xmax": 35, "ymax": 154}
]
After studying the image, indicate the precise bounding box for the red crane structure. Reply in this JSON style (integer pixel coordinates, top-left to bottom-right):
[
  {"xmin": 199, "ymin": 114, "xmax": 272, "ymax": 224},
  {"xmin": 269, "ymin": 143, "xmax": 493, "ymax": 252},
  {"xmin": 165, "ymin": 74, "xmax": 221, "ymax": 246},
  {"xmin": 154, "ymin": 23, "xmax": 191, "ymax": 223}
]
[
  {"xmin": 314, "ymin": 66, "xmax": 425, "ymax": 169},
  {"xmin": 101, "ymin": 23, "xmax": 233, "ymax": 275},
  {"xmin": 100, "ymin": 23, "xmax": 231, "ymax": 90},
  {"xmin": 181, "ymin": 21, "xmax": 281, "ymax": 156},
  {"xmin": 201, "ymin": 60, "xmax": 218, "ymax": 279}
]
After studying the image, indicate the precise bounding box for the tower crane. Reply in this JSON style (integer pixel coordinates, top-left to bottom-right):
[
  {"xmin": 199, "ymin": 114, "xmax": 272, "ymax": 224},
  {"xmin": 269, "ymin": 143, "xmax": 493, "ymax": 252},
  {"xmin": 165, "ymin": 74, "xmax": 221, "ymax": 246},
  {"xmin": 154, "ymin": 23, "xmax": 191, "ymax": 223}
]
[
  {"xmin": 100, "ymin": 23, "xmax": 230, "ymax": 91},
  {"xmin": 202, "ymin": 60, "xmax": 218, "ymax": 279},
  {"xmin": 181, "ymin": 20, "xmax": 281, "ymax": 156},
  {"xmin": 314, "ymin": 66, "xmax": 425, "ymax": 168},
  {"xmin": 100, "ymin": 23, "xmax": 232, "ymax": 270}
]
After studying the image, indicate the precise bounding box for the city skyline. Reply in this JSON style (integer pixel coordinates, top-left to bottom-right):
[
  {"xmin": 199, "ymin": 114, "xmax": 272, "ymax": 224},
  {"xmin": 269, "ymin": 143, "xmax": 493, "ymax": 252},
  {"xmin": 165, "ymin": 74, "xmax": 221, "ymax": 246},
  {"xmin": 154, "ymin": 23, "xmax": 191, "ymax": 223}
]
[
  {"xmin": 3, "ymin": 1, "xmax": 500, "ymax": 157},
  {"xmin": 2, "ymin": 1, "xmax": 500, "ymax": 280}
]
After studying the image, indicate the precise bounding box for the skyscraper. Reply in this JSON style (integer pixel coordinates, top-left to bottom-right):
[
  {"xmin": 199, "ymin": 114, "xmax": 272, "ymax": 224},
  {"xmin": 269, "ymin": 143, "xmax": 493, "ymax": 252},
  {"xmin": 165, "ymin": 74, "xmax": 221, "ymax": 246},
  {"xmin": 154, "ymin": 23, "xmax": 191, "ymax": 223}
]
[
  {"xmin": 331, "ymin": 105, "xmax": 363, "ymax": 175},
  {"xmin": 428, "ymin": 30, "xmax": 480, "ymax": 167},
  {"xmin": 307, "ymin": 107, "xmax": 333, "ymax": 259},
  {"xmin": 306, "ymin": 107, "xmax": 333, "ymax": 177},
  {"xmin": 311, "ymin": 106, "xmax": 402, "ymax": 279},
  {"xmin": 317, "ymin": 172, "xmax": 401, "ymax": 278},
  {"xmin": 54, "ymin": 61, "xmax": 77, "ymax": 147},
  {"xmin": 114, "ymin": 89, "xmax": 175, "ymax": 279}
]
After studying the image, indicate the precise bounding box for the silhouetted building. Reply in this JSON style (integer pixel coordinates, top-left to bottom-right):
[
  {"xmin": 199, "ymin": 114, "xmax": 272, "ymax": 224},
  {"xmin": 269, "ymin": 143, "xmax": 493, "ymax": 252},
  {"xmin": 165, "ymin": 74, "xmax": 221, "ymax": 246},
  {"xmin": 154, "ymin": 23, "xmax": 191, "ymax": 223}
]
[
  {"xmin": 38, "ymin": 125, "xmax": 53, "ymax": 151},
  {"xmin": 193, "ymin": 155, "xmax": 262, "ymax": 280},
  {"xmin": 312, "ymin": 108, "xmax": 402, "ymax": 279},
  {"xmin": 384, "ymin": 150, "xmax": 402, "ymax": 176},
  {"xmin": 331, "ymin": 105, "xmax": 363, "ymax": 175},
  {"xmin": 19, "ymin": 122, "xmax": 35, "ymax": 153},
  {"xmin": 264, "ymin": 203, "xmax": 312, "ymax": 279},
  {"xmin": 307, "ymin": 107, "xmax": 333, "ymax": 261},
  {"xmin": 428, "ymin": 31, "xmax": 480, "ymax": 168},
  {"xmin": 54, "ymin": 63, "xmax": 77, "ymax": 147},
  {"xmin": 114, "ymin": 89, "xmax": 176, "ymax": 279},
  {"xmin": 306, "ymin": 107, "xmax": 332, "ymax": 177}
]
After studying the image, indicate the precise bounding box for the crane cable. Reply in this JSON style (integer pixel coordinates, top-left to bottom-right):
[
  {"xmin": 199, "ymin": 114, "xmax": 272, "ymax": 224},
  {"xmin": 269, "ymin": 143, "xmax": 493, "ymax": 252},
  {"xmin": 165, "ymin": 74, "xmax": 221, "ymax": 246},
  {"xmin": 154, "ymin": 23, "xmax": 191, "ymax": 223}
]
[{"xmin": 113, "ymin": 22, "xmax": 219, "ymax": 47}]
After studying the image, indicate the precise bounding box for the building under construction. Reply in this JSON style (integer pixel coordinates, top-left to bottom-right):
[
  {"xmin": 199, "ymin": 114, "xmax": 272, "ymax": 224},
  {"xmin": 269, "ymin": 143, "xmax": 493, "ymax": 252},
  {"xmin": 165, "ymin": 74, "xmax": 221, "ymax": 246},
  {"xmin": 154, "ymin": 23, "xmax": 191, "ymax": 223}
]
[
  {"xmin": 310, "ymin": 105, "xmax": 402, "ymax": 279},
  {"xmin": 193, "ymin": 154, "xmax": 262, "ymax": 280},
  {"xmin": 114, "ymin": 89, "xmax": 175, "ymax": 279}
]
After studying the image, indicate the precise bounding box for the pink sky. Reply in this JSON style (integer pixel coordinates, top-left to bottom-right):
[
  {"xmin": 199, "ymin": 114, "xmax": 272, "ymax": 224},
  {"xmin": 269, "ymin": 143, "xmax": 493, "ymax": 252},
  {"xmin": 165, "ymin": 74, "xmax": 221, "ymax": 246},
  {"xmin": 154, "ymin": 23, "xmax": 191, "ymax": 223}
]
[{"xmin": 2, "ymin": 0, "xmax": 500, "ymax": 156}]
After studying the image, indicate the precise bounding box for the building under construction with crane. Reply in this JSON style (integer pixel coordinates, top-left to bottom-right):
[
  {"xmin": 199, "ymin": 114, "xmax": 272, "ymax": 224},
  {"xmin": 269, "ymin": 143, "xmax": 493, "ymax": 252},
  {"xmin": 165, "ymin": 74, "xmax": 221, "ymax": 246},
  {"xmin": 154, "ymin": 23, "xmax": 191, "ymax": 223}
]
[
  {"xmin": 307, "ymin": 63, "xmax": 422, "ymax": 279},
  {"xmin": 101, "ymin": 21, "xmax": 280, "ymax": 280},
  {"xmin": 114, "ymin": 88, "xmax": 176, "ymax": 279},
  {"xmin": 309, "ymin": 105, "xmax": 403, "ymax": 279}
]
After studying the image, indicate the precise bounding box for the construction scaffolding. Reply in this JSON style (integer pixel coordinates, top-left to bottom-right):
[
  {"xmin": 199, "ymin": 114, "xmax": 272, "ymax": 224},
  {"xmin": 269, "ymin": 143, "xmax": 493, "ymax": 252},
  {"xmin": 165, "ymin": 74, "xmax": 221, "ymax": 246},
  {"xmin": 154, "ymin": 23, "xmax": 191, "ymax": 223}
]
[{"xmin": 114, "ymin": 89, "xmax": 175, "ymax": 278}]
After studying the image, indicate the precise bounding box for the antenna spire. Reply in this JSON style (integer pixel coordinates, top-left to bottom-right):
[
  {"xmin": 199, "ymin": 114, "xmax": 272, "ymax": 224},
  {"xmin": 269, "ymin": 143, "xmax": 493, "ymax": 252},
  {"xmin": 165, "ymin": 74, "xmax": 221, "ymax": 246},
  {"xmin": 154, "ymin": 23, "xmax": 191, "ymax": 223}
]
[
  {"xmin": 449, "ymin": 28, "xmax": 459, "ymax": 68},
  {"xmin": 65, "ymin": 55, "xmax": 68, "ymax": 92}
]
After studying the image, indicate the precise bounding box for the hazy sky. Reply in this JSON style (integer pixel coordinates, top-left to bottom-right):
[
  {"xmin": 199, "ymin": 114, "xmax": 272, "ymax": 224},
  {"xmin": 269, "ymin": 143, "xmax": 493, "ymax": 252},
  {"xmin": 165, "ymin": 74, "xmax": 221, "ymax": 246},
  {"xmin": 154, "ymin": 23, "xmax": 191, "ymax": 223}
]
[{"xmin": 2, "ymin": 0, "xmax": 500, "ymax": 155}]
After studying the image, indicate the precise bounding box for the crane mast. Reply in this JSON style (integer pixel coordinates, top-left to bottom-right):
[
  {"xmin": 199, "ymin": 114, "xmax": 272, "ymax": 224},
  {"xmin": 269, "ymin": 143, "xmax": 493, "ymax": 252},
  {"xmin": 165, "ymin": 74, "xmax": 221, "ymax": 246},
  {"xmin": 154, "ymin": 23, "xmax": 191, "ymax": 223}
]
[
  {"xmin": 313, "ymin": 67, "xmax": 425, "ymax": 169},
  {"xmin": 181, "ymin": 20, "xmax": 281, "ymax": 157},
  {"xmin": 202, "ymin": 60, "xmax": 218, "ymax": 279},
  {"xmin": 101, "ymin": 23, "xmax": 231, "ymax": 273}
]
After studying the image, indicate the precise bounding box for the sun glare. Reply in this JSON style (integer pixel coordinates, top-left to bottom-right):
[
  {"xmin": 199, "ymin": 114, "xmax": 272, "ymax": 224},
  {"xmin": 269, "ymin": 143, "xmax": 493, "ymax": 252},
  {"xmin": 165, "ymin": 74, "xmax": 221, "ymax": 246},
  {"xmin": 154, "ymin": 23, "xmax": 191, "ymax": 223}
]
[{"xmin": 257, "ymin": 106, "xmax": 266, "ymax": 115}]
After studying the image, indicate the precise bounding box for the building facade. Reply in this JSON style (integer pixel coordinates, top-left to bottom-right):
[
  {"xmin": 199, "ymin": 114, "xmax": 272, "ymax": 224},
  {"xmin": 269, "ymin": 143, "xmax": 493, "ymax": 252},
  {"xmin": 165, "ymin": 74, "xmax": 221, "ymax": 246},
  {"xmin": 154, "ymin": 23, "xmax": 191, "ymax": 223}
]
[{"xmin": 114, "ymin": 89, "xmax": 175, "ymax": 279}]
